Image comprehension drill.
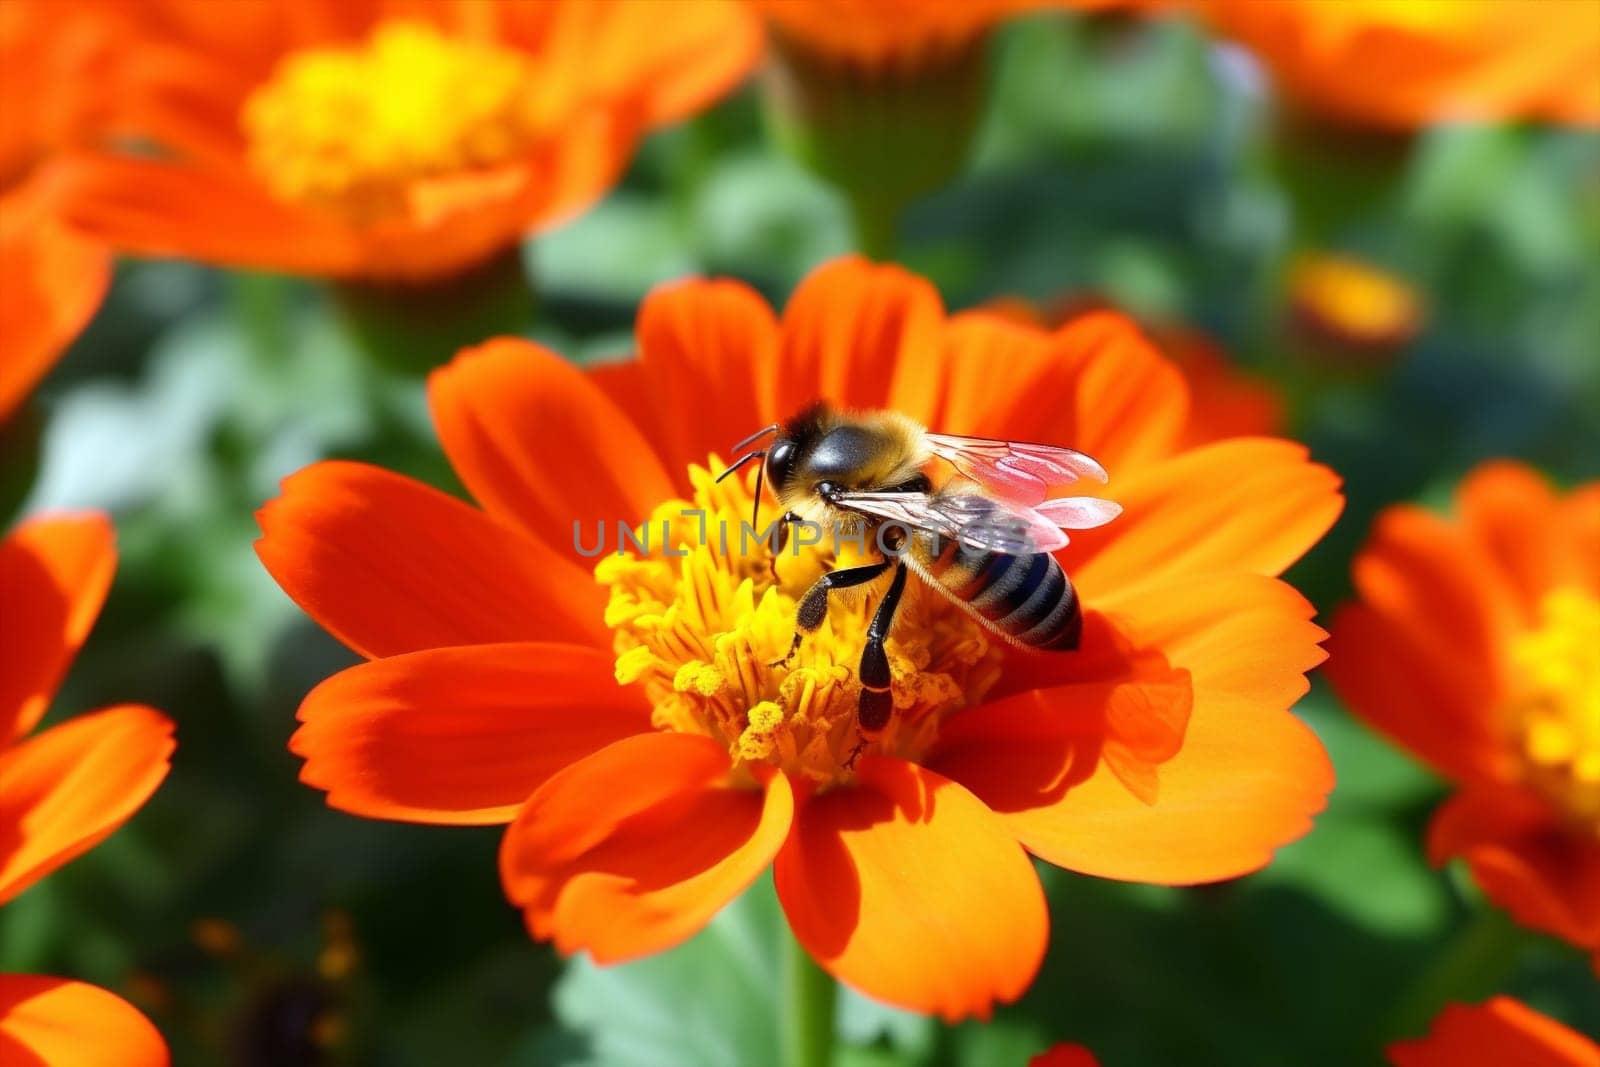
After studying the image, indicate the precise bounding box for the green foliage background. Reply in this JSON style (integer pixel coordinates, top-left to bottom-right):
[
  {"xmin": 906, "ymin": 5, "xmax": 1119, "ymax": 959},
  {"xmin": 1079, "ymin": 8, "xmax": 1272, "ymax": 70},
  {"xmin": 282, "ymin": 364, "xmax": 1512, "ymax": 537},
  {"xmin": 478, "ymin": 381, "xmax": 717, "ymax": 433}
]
[{"xmin": 3, "ymin": 13, "xmax": 1597, "ymax": 1067}]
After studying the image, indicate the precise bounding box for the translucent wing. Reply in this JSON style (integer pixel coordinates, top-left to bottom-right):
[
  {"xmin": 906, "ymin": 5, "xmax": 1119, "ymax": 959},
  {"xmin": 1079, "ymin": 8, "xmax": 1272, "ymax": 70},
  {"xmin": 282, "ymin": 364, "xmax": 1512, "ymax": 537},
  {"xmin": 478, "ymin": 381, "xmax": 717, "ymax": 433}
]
[
  {"xmin": 834, "ymin": 491, "xmax": 1071, "ymax": 554},
  {"xmin": 1035, "ymin": 496, "xmax": 1123, "ymax": 530},
  {"xmin": 924, "ymin": 432, "xmax": 1108, "ymax": 506}
]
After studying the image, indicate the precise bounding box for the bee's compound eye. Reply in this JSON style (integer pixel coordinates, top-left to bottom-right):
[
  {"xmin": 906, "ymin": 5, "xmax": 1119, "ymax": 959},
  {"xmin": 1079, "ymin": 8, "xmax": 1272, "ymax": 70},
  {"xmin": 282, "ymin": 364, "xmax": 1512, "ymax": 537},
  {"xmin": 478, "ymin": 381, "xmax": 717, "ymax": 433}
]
[{"xmin": 765, "ymin": 440, "xmax": 796, "ymax": 489}]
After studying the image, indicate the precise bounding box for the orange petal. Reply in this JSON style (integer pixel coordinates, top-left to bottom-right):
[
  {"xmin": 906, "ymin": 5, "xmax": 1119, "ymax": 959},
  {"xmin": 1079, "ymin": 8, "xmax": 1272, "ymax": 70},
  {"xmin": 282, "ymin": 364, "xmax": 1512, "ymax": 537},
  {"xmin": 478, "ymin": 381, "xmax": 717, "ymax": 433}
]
[
  {"xmin": 1327, "ymin": 505, "xmax": 1521, "ymax": 766},
  {"xmin": 0, "ymin": 169, "xmax": 110, "ymax": 423},
  {"xmin": 500, "ymin": 733, "xmax": 792, "ymax": 963},
  {"xmin": 0, "ymin": 975, "xmax": 168, "ymax": 1067},
  {"xmin": 1067, "ymin": 437, "xmax": 1344, "ymax": 602},
  {"xmin": 1325, "ymin": 602, "xmax": 1505, "ymax": 785},
  {"xmin": 935, "ymin": 574, "xmax": 1332, "ymax": 884},
  {"xmin": 1353, "ymin": 505, "xmax": 1521, "ymax": 661},
  {"xmin": 774, "ymin": 757, "xmax": 1047, "ymax": 1022},
  {"xmin": 930, "ymin": 674, "xmax": 1188, "ymax": 817},
  {"xmin": 62, "ymin": 155, "xmax": 362, "ymax": 276},
  {"xmin": 1031, "ymin": 1045, "xmax": 1103, "ymax": 1067},
  {"xmin": 585, "ymin": 359, "xmax": 662, "ymax": 454},
  {"xmin": 915, "ymin": 310, "xmax": 1190, "ymax": 482},
  {"xmin": 508, "ymin": 0, "xmax": 764, "ymax": 131},
  {"xmin": 1561, "ymin": 483, "xmax": 1600, "ymax": 598},
  {"xmin": 1158, "ymin": 326, "xmax": 1285, "ymax": 448},
  {"xmin": 773, "ymin": 257, "xmax": 944, "ymax": 419},
  {"xmin": 1457, "ymin": 461, "xmax": 1590, "ymax": 618},
  {"xmin": 387, "ymin": 118, "xmax": 633, "ymax": 281},
  {"xmin": 634, "ymin": 277, "xmax": 783, "ymax": 474},
  {"xmin": 0, "ymin": 705, "xmax": 174, "ymax": 905},
  {"xmin": 428, "ymin": 338, "xmax": 675, "ymax": 554},
  {"xmin": 291, "ymin": 642, "xmax": 651, "ymax": 825},
  {"xmin": 255, "ymin": 460, "xmax": 607, "ymax": 659},
  {"xmin": 923, "ymin": 312, "xmax": 1066, "ymax": 436},
  {"xmin": 0, "ymin": 513, "xmax": 116, "ymax": 741},
  {"xmin": 1388, "ymin": 996, "xmax": 1600, "ymax": 1067},
  {"xmin": 1427, "ymin": 787, "xmax": 1600, "ymax": 957},
  {"xmin": 1043, "ymin": 313, "xmax": 1190, "ymax": 476}
]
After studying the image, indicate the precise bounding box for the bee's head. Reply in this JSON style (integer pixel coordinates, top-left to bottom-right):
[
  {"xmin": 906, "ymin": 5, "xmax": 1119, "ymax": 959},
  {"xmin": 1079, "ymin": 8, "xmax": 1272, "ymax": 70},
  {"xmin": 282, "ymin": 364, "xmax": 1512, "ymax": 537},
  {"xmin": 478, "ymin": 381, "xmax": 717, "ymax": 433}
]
[
  {"xmin": 763, "ymin": 435, "xmax": 798, "ymax": 495},
  {"xmin": 764, "ymin": 401, "xmax": 829, "ymax": 497}
]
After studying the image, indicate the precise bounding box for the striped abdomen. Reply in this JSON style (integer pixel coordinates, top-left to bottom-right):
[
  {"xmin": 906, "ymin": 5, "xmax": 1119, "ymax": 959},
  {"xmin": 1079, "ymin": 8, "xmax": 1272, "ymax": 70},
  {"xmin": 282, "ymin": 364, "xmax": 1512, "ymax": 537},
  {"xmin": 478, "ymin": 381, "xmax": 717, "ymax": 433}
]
[{"xmin": 918, "ymin": 527, "xmax": 1082, "ymax": 651}]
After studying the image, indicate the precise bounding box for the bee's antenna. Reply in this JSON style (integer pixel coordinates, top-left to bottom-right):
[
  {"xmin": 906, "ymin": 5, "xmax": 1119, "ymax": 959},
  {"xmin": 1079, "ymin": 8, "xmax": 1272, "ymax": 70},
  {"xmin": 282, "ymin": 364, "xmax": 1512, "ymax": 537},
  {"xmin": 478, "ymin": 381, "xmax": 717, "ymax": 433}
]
[
  {"xmin": 752, "ymin": 459, "xmax": 766, "ymax": 535},
  {"xmin": 716, "ymin": 450, "xmax": 772, "ymax": 543},
  {"xmin": 715, "ymin": 449, "xmax": 765, "ymax": 484},
  {"xmin": 729, "ymin": 424, "xmax": 779, "ymax": 454}
]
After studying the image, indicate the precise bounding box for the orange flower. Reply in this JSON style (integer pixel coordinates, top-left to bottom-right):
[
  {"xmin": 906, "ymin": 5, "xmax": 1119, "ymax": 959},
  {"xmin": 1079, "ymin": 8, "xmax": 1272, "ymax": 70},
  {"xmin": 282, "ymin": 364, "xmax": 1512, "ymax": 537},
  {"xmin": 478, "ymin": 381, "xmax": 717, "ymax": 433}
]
[
  {"xmin": 1197, "ymin": 0, "xmax": 1600, "ymax": 130},
  {"xmin": 258, "ymin": 257, "xmax": 1341, "ymax": 1018},
  {"xmin": 0, "ymin": 514, "xmax": 175, "ymax": 1066},
  {"xmin": 1287, "ymin": 252, "xmax": 1424, "ymax": 364},
  {"xmin": 0, "ymin": 0, "xmax": 125, "ymax": 422},
  {"xmin": 986, "ymin": 295, "xmax": 1285, "ymax": 447},
  {"xmin": 64, "ymin": 0, "xmax": 761, "ymax": 282},
  {"xmin": 1157, "ymin": 326, "xmax": 1286, "ymax": 447},
  {"xmin": 1327, "ymin": 462, "xmax": 1600, "ymax": 963},
  {"xmin": 0, "ymin": 170, "xmax": 109, "ymax": 424},
  {"xmin": 1388, "ymin": 997, "xmax": 1600, "ymax": 1067}
]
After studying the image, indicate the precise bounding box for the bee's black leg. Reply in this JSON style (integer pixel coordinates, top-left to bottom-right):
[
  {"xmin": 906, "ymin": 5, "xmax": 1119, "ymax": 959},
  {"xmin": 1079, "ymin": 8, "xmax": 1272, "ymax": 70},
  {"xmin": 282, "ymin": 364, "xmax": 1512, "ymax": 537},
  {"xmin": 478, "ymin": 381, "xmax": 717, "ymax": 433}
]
[
  {"xmin": 852, "ymin": 560, "xmax": 909, "ymax": 762},
  {"xmin": 770, "ymin": 558, "xmax": 892, "ymax": 667},
  {"xmin": 768, "ymin": 510, "xmax": 802, "ymax": 584}
]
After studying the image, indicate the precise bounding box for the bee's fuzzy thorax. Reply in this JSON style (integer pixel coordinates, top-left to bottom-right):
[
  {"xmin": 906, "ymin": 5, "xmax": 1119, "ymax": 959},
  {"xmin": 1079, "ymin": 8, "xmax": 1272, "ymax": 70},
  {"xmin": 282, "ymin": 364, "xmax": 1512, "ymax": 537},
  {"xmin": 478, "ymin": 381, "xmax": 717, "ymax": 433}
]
[{"xmin": 770, "ymin": 403, "xmax": 931, "ymax": 517}]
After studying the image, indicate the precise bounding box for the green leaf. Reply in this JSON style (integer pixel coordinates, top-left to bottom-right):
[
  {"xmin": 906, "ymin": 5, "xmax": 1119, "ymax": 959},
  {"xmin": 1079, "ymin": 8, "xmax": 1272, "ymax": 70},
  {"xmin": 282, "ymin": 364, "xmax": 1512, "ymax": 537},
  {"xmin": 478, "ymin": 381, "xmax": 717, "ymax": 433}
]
[{"xmin": 548, "ymin": 876, "xmax": 782, "ymax": 1067}]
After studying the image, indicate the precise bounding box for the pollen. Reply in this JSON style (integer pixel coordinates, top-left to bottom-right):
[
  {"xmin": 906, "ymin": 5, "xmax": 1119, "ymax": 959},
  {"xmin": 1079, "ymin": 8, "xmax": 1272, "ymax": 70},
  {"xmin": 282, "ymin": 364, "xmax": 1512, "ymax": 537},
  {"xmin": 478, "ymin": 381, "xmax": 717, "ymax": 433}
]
[
  {"xmin": 1510, "ymin": 587, "xmax": 1600, "ymax": 832},
  {"xmin": 242, "ymin": 20, "xmax": 546, "ymax": 224},
  {"xmin": 595, "ymin": 459, "xmax": 1004, "ymax": 787}
]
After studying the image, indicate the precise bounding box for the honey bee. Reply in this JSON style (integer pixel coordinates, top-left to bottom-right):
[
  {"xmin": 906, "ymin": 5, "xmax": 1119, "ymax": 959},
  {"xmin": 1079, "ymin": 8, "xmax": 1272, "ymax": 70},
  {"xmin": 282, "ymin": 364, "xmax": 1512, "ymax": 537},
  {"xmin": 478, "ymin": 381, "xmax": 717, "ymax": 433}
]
[{"xmin": 719, "ymin": 402, "xmax": 1121, "ymax": 749}]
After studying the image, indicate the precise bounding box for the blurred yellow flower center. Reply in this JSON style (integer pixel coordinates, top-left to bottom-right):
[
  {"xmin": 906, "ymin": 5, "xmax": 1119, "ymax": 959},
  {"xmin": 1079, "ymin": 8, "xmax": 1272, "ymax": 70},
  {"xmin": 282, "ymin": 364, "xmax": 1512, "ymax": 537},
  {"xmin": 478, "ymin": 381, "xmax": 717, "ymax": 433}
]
[
  {"xmin": 1511, "ymin": 587, "xmax": 1600, "ymax": 831},
  {"xmin": 1291, "ymin": 254, "xmax": 1422, "ymax": 345},
  {"xmin": 242, "ymin": 20, "xmax": 542, "ymax": 223},
  {"xmin": 1314, "ymin": 1, "xmax": 1466, "ymax": 35},
  {"xmin": 595, "ymin": 460, "xmax": 1003, "ymax": 787}
]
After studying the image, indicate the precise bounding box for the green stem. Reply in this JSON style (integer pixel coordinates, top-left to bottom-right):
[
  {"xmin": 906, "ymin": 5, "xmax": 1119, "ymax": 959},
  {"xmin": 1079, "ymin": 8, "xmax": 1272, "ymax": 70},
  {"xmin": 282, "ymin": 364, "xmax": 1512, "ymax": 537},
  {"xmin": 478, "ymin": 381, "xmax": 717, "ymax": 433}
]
[
  {"xmin": 332, "ymin": 245, "xmax": 537, "ymax": 374},
  {"xmin": 846, "ymin": 189, "xmax": 901, "ymax": 262},
  {"xmin": 229, "ymin": 271, "xmax": 291, "ymax": 369},
  {"xmin": 1383, "ymin": 907, "xmax": 1528, "ymax": 1046},
  {"xmin": 782, "ymin": 933, "xmax": 836, "ymax": 1067}
]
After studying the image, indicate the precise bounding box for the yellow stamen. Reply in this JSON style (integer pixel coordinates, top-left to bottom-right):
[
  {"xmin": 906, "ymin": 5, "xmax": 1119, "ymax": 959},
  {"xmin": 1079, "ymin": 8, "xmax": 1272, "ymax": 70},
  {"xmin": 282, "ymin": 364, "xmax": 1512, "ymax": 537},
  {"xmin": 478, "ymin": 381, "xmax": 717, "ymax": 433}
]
[
  {"xmin": 242, "ymin": 20, "xmax": 546, "ymax": 223},
  {"xmin": 1510, "ymin": 587, "xmax": 1600, "ymax": 832},
  {"xmin": 596, "ymin": 459, "xmax": 1004, "ymax": 787}
]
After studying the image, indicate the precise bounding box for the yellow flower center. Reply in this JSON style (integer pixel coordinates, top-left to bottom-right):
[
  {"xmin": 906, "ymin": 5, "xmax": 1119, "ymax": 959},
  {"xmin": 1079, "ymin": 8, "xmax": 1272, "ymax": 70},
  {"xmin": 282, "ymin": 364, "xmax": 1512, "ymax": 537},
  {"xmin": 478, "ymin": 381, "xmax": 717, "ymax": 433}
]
[
  {"xmin": 1290, "ymin": 254, "xmax": 1423, "ymax": 345},
  {"xmin": 596, "ymin": 460, "xmax": 1004, "ymax": 788},
  {"xmin": 242, "ymin": 20, "xmax": 545, "ymax": 224},
  {"xmin": 1319, "ymin": 1, "xmax": 1467, "ymax": 35},
  {"xmin": 1510, "ymin": 588, "xmax": 1600, "ymax": 832}
]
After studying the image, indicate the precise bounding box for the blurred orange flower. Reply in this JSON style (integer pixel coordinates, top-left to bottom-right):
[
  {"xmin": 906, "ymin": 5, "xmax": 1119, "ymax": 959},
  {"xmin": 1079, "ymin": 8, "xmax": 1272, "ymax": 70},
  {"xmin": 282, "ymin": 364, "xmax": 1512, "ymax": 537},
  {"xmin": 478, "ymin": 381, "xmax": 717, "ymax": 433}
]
[
  {"xmin": 986, "ymin": 295, "xmax": 1285, "ymax": 447},
  {"xmin": 1198, "ymin": 0, "xmax": 1600, "ymax": 130},
  {"xmin": 0, "ymin": 514, "xmax": 175, "ymax": 1066},
  {"xmin": 64, "ymin": 0, "xmax": 761, "ymax": 282},
  {"xmin": 0, "ymin": 0, "xmax": 127, "ymax": 422},
  {"xmin": 1327, "ymin": 462, "xmax": 1600, "ymax": 963},
  {"xmin": 1287, "ymin": 252, "xmax": 1424, "ymax": 365},
  {"xmin": 1389, "ymin": 997, "xmax": 1600, "ymax": 1067},
  {"xmin": 258, "ymin": 257, "xmax": 1341, "ymax": 1018}
]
